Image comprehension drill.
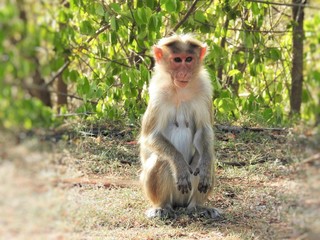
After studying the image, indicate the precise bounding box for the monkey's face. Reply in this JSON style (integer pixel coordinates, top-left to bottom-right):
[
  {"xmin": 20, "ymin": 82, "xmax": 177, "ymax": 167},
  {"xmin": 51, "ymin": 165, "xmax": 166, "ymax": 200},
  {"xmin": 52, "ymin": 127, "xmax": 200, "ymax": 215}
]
[
  {"xmin": 169, "ymin": 53, "xmax": 198, "ymax": 88},
  {"xmin": 153, "ymin": 38, "xmax": 206, "ymax": 89}
]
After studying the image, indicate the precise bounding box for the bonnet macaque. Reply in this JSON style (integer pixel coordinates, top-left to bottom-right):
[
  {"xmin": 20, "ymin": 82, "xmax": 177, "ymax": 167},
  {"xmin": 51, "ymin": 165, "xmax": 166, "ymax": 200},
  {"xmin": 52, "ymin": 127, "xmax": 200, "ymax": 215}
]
[{"xmin": 139, "ymin": 34, "xmax": 219, "ymax": 218}]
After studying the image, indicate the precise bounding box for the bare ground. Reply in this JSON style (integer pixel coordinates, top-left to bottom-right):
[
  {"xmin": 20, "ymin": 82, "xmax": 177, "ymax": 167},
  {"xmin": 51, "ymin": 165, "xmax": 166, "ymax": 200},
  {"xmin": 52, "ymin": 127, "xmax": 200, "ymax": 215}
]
[{"xmin": 0, "ymin": 126, "xmax": 319, "ymax": 240}]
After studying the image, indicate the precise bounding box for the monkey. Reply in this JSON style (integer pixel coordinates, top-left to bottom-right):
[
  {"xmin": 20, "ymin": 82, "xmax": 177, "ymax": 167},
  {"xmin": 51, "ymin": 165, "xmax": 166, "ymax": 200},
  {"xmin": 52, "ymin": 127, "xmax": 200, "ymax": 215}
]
[{"xmin": 139, "ymin": 34, "xmax": 220, "ymax": 219}]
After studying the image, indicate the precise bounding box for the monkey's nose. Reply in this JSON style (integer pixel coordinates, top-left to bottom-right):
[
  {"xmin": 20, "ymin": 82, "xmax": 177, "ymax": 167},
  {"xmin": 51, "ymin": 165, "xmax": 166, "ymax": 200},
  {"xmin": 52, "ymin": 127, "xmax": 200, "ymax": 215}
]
[{"xmin": 177, "ymin": 71, "xmax": 187, "ymax": 79}]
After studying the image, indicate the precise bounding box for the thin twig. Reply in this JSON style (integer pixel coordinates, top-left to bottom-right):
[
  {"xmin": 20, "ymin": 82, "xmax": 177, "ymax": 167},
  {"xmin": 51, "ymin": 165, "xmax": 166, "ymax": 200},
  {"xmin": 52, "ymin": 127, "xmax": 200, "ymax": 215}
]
[
  {"xmin": 46, "ymin": 25, "xmax": 110, "ymax": 87},
  {"xmin": 300, "ymin": 153, "xmax": 320, "ymax": 165},
  {"xmin": 86, "ymin": 24, "xmax": 109, "ymax": 44},
  {"xmin": 46, "ymin": 60, "xmax": 71, "ymax": 87},
  {"xmin": 215, "ymin": 124, "xmax": 287, "ymax": 133},
  {"xmin": 54, "ymin": 112, "xmax": 94, "ymax": 117},
  {"xmin": 52, "ymin": 177, "xmax": 139, "ymax": 189}
]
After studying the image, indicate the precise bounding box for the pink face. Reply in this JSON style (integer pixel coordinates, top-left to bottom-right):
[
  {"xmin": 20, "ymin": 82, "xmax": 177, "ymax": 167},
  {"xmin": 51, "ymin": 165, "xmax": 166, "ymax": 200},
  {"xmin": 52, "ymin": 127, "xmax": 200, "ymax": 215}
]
[
  {"xmin": 153, "ymin": 45, "xmax": 206, "ymax": 89},
  {"xmin": 169, "ymin": 53, "xmax": 195, "ymax": 88}
]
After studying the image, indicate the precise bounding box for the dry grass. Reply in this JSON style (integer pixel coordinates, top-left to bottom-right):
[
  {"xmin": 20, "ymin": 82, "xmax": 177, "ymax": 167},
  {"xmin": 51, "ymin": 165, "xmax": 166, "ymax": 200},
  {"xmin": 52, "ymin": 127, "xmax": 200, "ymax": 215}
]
[{"xmin": 0, "ymin": 126, "xmax": 319, "ymax": 240}]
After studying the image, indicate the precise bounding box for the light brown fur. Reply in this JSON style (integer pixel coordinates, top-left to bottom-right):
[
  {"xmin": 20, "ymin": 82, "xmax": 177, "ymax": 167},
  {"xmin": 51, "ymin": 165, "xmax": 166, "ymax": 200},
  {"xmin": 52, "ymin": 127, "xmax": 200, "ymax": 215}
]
[{"xmin": 140, "ymin": 34, "xmax": 219, "ymax": 219}]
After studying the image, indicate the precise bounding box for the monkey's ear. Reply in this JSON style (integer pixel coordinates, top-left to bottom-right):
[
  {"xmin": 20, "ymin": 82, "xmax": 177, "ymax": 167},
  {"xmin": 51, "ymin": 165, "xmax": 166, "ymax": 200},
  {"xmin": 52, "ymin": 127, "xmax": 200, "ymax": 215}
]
[
  {"xmin": 153, "ymin": 46, "xmax": 163, "ymax": 62},
  {"xmin": 200, "ymin": 46, "xmax": 207, "ymax": 61}
]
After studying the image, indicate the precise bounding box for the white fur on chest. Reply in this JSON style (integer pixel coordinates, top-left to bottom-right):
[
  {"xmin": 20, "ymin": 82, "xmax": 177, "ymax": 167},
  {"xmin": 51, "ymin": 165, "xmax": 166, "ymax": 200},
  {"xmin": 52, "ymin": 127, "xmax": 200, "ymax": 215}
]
[{"xmin": 162, "ymin": 103, "xmax": 195, "ymax": 163}]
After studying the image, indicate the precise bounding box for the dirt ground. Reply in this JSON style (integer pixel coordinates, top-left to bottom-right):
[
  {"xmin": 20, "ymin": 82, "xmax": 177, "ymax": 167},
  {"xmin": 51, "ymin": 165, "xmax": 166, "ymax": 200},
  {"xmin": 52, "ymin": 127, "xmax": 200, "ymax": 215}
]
[{"xmin": 0, "ymin": 126, "xmax": 319, "ymax": 240}]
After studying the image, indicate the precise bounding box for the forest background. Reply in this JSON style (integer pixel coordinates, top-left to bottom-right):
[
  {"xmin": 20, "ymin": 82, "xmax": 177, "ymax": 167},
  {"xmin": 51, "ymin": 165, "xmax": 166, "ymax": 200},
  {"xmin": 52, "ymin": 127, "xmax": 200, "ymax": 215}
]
[
  {"xmin": 1, "ymin": 1, "xmax": 320, "ymax": 239},
  {"xmin": 1, "ymin": 0, "xmax": 320, "ymax": 131}
]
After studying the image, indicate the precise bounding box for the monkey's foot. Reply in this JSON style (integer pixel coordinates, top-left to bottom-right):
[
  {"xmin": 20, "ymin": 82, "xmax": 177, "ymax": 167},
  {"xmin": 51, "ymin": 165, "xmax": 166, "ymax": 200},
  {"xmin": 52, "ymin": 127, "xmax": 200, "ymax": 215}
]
[
  {"xmin": 146, "ymin": 207, "xmax": 176, "ymax": 219},
  {"xmin": 188, "ymin": 206, "xmax": 221, "ymax": 219}
]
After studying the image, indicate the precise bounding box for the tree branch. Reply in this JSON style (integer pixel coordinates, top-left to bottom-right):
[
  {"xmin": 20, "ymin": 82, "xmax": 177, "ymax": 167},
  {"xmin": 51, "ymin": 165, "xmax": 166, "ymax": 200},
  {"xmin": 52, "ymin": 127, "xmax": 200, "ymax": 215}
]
[
  {"xmin": 172, "ymin": 0, "xmax": 200, "ymax": 32},
  {"xmin": 46, "ymin": 60, "xmax": 71, "ymax": 87},
  {"xmin": 46, "ymin": 25, "xmax": 110, "ymax": 87},
  {"xmin": 247, "ymin": 0, "xmax": 320, "ymax": 10}
]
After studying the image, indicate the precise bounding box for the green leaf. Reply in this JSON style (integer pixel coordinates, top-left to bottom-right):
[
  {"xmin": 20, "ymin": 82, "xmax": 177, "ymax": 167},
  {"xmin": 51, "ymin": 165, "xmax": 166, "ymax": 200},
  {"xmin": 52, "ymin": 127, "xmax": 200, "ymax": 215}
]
[
  {"xmin": 138, "ymin": 7, "xmax": 152, "ymax": 24},
  {"xmin": 216, "ymin": 98, "xmax": 237, "ymax": 113},
  {"xmin": 266, "ymin": 48, "xmax": 281, "ymax": 61},
  {"xmin": 146, "ymin": 0, "xmax": 156, "ymax": 10},
  {"xmin": 58, "ymin": 11, "xmax": 68, "ymax": 23},
  {"xmin": 109, "ymin": 32, "xmax": 117, "ymax": 45},
  {"xmin": 80, "ymin": 20, "xmax": 95, "ymax": 35},
  {"xmin": 270, "ymin": 48, "xmax": 281, "ymax": 60},
  {"xmin": 134, "ymin": 10, "xmax": 143, "ymax": 25},
  {"xmin": 82, "ymin": 77, "xmax": 90, "ymax": 94},
  {"xmin": 95, "ymin": 3, "xmax": 105, "ymax": 16},
  {"xmin": 274, "ymin": 93, "xmax": 282, "ymax": 103},
  {"xmin": 139, "ymin": 64, "xmax": 150, "ymax": 88},
  {"xmin": 194, "ymin": 11, "xmax": 206, "ymax": 22},
  {"xmin": 110, "ymin": 15, "xmax": 117, "ymax": 31},
  {"xmin": 244, "ymin": 34, "xmax": 253, "ymax": 48},
  {"xmin": 110, "ymin": 3, "xmax": 121, "ymax": 13},
  {"xmin": 312, "ymin": 70, "xmax": 320, "ymax": 82},
  {"xmin": 262, "ymin": 108, "xmax": 273, "ymax": 121},
  {"xmin": 251, "ymin": 2, "xmax": 260, "ymax": 16},
  {"xmin": 149, "ymin": 15, "xmax": 159, "ymax": 31},
  {"xmin": 69, "ymin": 70, "xmax": 79, "ymax": 82},
  {"xmin": 137, "ymin": 29, "xmax": 148, "ymax": 40},
  {"xmin": 228, "ymin": 69, "xmax": 241, "ymax": 77},
  {"xmin": 161, "ymin": 0, "xmax": 177, "ymax": 12},
  {"xmin": 145, "ymin": 7, "xmax": 153, "ymax": 23}
]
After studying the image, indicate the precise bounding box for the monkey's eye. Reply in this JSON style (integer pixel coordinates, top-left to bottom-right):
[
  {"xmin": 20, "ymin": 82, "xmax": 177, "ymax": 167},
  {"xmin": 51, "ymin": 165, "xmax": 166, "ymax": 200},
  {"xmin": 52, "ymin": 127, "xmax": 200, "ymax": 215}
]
[
  {"xmin": 173, "ymin": 57, "xmax": 182, "ymax": 63},
  {"xmin": 185, "ymin": 57, "xmax": 193, "ymax": 63}
]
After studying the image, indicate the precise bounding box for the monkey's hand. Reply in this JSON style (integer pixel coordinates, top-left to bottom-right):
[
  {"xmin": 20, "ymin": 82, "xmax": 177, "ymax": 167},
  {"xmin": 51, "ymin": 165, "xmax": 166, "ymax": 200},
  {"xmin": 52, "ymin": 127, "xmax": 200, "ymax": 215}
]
[
  {"xmin": 196, "ymin": 166, "xmax": 212, "ymax": 194},
  {"xmin": 176, "ymin": 165, "xmax": 193, "ymax": 194}
]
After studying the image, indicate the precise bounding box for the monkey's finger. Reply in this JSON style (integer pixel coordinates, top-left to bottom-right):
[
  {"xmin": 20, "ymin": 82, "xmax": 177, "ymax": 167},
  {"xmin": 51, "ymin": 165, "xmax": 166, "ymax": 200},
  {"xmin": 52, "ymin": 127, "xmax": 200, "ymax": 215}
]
[
  {"xmin": 188, "ymin": 181, "xmax": 192, "ymax": 191},
  {"xmin": 193, "ymin": 168, "xmax": 200, "ymax": 176},
  {"xmin": 198, "ymin": 183, "xmax": 208, "ymax": 193}
]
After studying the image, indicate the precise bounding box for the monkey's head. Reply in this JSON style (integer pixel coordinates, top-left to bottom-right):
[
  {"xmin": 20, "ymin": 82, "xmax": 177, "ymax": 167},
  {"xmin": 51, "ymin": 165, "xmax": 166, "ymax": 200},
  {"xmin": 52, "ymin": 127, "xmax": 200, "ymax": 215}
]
[{"xmin": 153, "ymin": 34, "xmax": 207, "ymax": 88}]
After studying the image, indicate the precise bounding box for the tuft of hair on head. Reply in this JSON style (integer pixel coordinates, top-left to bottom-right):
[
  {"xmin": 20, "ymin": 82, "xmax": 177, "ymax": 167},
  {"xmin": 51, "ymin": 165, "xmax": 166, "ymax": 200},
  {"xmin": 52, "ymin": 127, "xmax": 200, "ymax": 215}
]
[{"xmin": 156, "ymin": 33, "xmax": 206, "ymax": 49}]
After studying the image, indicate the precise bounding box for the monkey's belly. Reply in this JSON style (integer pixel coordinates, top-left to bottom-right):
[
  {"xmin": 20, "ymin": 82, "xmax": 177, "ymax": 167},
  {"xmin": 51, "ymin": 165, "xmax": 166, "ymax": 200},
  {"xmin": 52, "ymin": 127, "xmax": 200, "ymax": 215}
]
[{"xmin": 164, "ymin": 125, "xmax": 199, "ymax": 207}]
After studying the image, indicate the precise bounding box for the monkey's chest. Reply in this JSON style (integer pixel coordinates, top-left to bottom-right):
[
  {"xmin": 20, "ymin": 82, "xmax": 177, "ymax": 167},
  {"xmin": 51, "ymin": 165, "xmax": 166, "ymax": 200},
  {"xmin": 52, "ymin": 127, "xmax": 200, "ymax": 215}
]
[{"xmin": 162, "ymin": 106, "xmax": 195, "ymax": 163}]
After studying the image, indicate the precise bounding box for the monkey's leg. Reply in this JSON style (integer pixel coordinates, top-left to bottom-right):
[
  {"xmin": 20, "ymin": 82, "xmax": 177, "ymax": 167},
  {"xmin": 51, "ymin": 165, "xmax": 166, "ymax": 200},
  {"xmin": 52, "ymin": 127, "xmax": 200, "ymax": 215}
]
[
  {"xmin": 187, "ymin": 188, "xmax": 221, "ymax": 219},
  {"xmin": 141, "ymin": 159, "xmax": 176, "ymax": 219}
]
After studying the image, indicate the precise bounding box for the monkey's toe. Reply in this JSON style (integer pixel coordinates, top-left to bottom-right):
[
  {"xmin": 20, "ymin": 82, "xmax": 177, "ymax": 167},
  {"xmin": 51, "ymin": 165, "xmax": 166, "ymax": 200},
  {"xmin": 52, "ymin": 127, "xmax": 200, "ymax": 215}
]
[
  {"xmin": 146, "ymin": 208, "xmax": 176, "ymax": 219},
  {"xmin": 188, "ymin": 206, "xmax": 221, "ymax": 219},
  {"xmin": 199, "ymin": 207, "xmax": 221, "ymax": 219}
]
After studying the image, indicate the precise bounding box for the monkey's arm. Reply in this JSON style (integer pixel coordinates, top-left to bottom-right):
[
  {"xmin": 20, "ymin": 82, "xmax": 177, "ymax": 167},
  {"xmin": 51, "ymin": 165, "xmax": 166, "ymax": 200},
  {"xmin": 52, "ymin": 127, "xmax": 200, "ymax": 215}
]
[
  {"xmin": 193, "ymin": 104, "xmax": 215, "ymax": 193},
  {"xmin": 193, "ymin": 125, "xmax": 214, "ymax": 193}
]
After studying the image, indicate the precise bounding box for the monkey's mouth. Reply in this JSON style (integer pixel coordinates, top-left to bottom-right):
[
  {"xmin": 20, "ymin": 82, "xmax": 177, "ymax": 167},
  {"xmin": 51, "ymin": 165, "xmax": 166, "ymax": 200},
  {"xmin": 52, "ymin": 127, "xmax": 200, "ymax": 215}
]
[
  {"xmin": 173, "ymin": 72, "xmax": 190, "ymax": 88},
  {"xmin": 174, "ymin": 79, "xmax": 189, "ymax": 88}
]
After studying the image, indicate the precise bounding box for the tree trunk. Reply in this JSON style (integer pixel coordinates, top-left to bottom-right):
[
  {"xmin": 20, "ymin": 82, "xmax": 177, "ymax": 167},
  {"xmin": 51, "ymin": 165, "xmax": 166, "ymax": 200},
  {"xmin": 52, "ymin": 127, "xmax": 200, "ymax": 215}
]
[
  {"xmin": 17, "ymin": 0, "xmax": 52, "ymax": 107},
  {"xmin": 56, "ymin": 0, "xmax": 70, "ymax": 111},
  {"xmin": 290, "ymin": 0, "xmax": 306, "ymax": 115},
  {"xmin": 57, "ymin": 74, "xmax": 68, "ymax": 109},
  {"xmin": 31, "ymin": 64, "xmax": 52, "ymax": 107},
  {"xmin": 217, "ymin": 16, "xmax": 229, "ymax": 84}
]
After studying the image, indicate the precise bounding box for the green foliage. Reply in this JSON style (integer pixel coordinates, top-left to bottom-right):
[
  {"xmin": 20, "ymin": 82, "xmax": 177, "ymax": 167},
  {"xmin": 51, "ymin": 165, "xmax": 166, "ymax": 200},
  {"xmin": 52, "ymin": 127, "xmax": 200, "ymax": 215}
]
[
  {"xmin": 0, "ymin": 0, "xmax": 319, "ymax": 130},
  {"xmin": 0, "ymin": 89, "xmax": 54, "ymax": 130}
]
